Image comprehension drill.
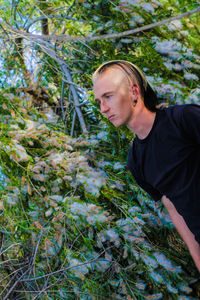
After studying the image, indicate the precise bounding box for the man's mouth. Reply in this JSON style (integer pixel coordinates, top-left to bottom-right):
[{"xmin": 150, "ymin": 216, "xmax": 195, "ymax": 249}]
[{"xmin": 108, "ymin": 115, "xmax": 115, "ymax": 120}]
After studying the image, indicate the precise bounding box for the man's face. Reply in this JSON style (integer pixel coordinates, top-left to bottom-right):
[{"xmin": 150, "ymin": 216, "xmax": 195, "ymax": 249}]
[{"xmin": 93, "ymin": 67, "xmax": 135, "ymax": 127}]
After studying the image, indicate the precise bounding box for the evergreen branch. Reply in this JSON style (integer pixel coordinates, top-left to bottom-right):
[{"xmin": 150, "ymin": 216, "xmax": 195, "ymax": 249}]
[
  {"xmin": 1, "ymin": 7, "xmax": 199, "ymax": 42},
  {"xmin": 25, "ymin": 14, "xmax": 86, "ymax": 32}
]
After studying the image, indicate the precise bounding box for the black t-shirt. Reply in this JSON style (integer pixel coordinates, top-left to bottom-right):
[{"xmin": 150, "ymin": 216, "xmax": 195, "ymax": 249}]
[{"xmin": 127, "ymin": 104, "xmax": 200, "ymax": 242}]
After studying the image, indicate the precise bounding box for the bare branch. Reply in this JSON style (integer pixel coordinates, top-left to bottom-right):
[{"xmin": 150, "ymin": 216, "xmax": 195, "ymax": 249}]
[
  {"xmin": 32, "ymin": 277, "xmax": 63, "ymax": 300},
  {"xmin": 0, "ymin": 243, "xmax": 21, "ymax": 256},
  {"xmin": 21, "ymin": 248, "xmax": 113, "ymax": 282},
  {"xmin": 23, "ymin": 6, "xmax": 36, "ymax": 29},
  {"xmin": 12, "ymin": 0, "xmax": 19, "ymax": 30},
  {"xmin": 70, "ymin": 110, "xmax": 76, "ymax": 137},
  {"xmin": 2, "ymin": 267, "xmax": 31, "ymax": 300},
  {"xmin": 0, "ymin": 263, "xmax": 29, "ymax": 299},
  {"xmin": 60, "ymin": 63, "xmax": 87, "ymax": 134},
  {"xmin": 0, "ymin": 23, "xmax": 88, "ymax": 134},
  {"xmin": 32, "ymin": 39, "xmax": 87, "ymax": 133},
  {"xmin": 60, "ymin": 78, "xmax": 66, "ymax": 122},
  {"xmin": 28, "ymin": 229, "xmax": 43, "ymax": 278},
  {"xmin": 2, "ymin": 7, "xmax": 200, "ymax": 42}
]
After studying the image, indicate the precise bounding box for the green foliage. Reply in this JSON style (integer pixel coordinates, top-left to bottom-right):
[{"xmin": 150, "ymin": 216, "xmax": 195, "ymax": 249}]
[
  {"xmin": 0, "ymin": 91, "xmax": 199, "ymax": 299},
  {"xmin": 0, "ymin": 0, "xmax": 200, "ymax": 298}
]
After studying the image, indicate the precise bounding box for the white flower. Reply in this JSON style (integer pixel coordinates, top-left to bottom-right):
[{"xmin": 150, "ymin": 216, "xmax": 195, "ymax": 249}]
[
  {"xmin": 184, "ymin": 72, "xmax": 198, "ymax": 81},
  {"xmin": 188, "ymin": 88, "xmax": 200, "ymax": 104},
  {"xmin": 49, "ymin": 195, "xmax": 63, "ymax": 202},
  {"xmin": 113, "ymin": 162, "xmax": 124, "ymax": 170},
  {"xmin": 141, "ymin": 3, "xmax": 154, "ymax": 13},
  {"xmin": 6, "ymin": 140, "xmax": 30, "ymax": 162},
  {"xmin": 168, "ymin": 20, "xmax": 183, "ymax": 31}
]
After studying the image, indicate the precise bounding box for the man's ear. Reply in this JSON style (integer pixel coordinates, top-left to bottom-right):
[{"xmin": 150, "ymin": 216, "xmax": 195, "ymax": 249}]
[{"xmin": 130, "ymin": 83, "xmax": 140, "ymax": 99}]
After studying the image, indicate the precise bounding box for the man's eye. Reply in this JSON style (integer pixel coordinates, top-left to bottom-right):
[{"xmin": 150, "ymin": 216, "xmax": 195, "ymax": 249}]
[{"xmin": 105, "ymin": 95, "xmax": 112, "ymax": 99}]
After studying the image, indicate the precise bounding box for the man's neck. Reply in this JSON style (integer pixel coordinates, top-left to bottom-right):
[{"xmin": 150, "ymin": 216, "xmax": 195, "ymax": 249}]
[{"xmin": 128, "ymin": 108, "xmax": 156, "ymax": 140}]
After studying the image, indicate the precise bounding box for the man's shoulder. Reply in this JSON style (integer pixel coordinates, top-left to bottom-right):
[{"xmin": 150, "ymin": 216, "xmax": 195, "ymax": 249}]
[
  {"xmin": 163, "ymin": 103, "xmax": 200, "ymax": 114},
  {"xmin": 161, "ymin": 104, "xmax": 199, "ymax": 122},
  {"xmin": 159, "ymin": 104, "xmax": 200, "ymax": 138},
  {"xmin": 164, "ymin": 103, "xmax": 199, "ymax": 118}
]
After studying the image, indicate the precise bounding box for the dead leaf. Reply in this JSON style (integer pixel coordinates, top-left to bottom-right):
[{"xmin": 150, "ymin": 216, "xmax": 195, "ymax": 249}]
[
  {"xmin": 21, "ymin": 176, "xmax": 26, "ymax": 187},
  {"xmin": 28, "ymin": 183, "xmax": 32, "ymax": 195},
  {"xmin": 52, "ymin": 212, "xmax": 64, "ymax": 222},
  {"xmin": 123, "ymin": 247, "xmax": 128, "ymax": 259},
  {"xmin": 33, "ymin": 221, "xmax": 42, "ymax": 230},
  {"xmin": 10, "ymin": 110, "xmax": 16, "ymax": 118},
  {"xmin": 115, "ymin": 263, "xmax": 120, "ymax": 273},
  {"xmin": 76, "ymin": 271, "xmax": 85, "ymax": 280},
  {"xmin": 41, "ymin": 186, "xmax": 46, "ymax": 192},
  {"xmin": 120, "ymin": 281, "xmax": 127, "ymax": 294},
  {"xmin": 0, "ymin": 201, "xmax": 4, "ymax": 210},
  {"xmin": 105, "ymin": 252, "xmax": 112, "ymax": 260}
]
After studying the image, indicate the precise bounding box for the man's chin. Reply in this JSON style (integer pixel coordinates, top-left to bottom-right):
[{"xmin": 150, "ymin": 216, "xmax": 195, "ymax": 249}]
[{"xmin": 111, "ymin": 121, "xmax": 123, "ymax": 128}]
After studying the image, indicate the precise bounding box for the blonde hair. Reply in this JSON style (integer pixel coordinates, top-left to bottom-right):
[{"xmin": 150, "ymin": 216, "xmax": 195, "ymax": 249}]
[{"xmin": 92, "ymin": 60, "xmax": 159, "ymax": 112}]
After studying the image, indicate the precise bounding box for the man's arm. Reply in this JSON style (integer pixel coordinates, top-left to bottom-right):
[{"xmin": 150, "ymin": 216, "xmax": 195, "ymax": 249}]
[{"xmin": 161, "ymin": 195, "xmax": 200, "ymax": 272}]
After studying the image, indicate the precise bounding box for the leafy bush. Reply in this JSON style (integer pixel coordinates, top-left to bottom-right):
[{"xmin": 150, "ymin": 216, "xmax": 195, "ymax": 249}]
[{"xmin": 0, "ymin": 91, "xmax": 199, "ymax": 299}]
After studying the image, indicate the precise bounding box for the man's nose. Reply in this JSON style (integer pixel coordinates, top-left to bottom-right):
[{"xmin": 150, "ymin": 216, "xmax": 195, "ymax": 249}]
[{"xmin": 100, "ymin": 101, "xmax": 109, "ymax": 113}]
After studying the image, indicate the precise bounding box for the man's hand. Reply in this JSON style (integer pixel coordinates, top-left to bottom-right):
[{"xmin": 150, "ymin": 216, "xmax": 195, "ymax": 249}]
[{"xmin": 161, "ymin": 195, "xmax": 200, "ymax": 272}]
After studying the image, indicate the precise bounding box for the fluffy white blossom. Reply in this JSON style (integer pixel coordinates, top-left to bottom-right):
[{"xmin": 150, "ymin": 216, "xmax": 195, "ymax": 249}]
[
  {"xmin": 5, "ymin": 140, "xmax": 30, "ymax": 162},
  {"xmin": 184, "ymin": 72, "xmax": 198, "ymax": 81},
  {"xmin": 188, "ymin": 88, "xmax": 200, "ymax": 104},
  {"xmin": 168, "ymin": 20, "xmax": 183, "ymax": 31}
]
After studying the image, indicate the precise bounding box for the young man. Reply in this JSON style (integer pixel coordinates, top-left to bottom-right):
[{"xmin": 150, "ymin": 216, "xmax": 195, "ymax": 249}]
[{"xmin": 93, "ymin": 60, "xmax": 200, "ymax": 272}]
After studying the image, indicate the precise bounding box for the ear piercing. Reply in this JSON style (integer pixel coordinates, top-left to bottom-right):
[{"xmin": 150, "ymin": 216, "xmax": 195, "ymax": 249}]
[{"xmin": 133, "ymin": 98, "xmax": 138, "ymax": 106}]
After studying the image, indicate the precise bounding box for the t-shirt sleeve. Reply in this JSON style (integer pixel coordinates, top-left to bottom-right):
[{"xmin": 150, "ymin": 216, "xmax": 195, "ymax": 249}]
[
  {"xmin": 133, "ymin": 174, "xmax": 162, "ymax": 202},
  {"xmin": 180, "ymin": 104, "xmax": 200, "ymax": 143}
]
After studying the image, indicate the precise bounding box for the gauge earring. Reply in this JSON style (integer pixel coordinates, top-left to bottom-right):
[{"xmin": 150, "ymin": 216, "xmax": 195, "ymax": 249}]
[{"xmin": 133, "ymin": 98, "xmax": 138, "ymax": 106}]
